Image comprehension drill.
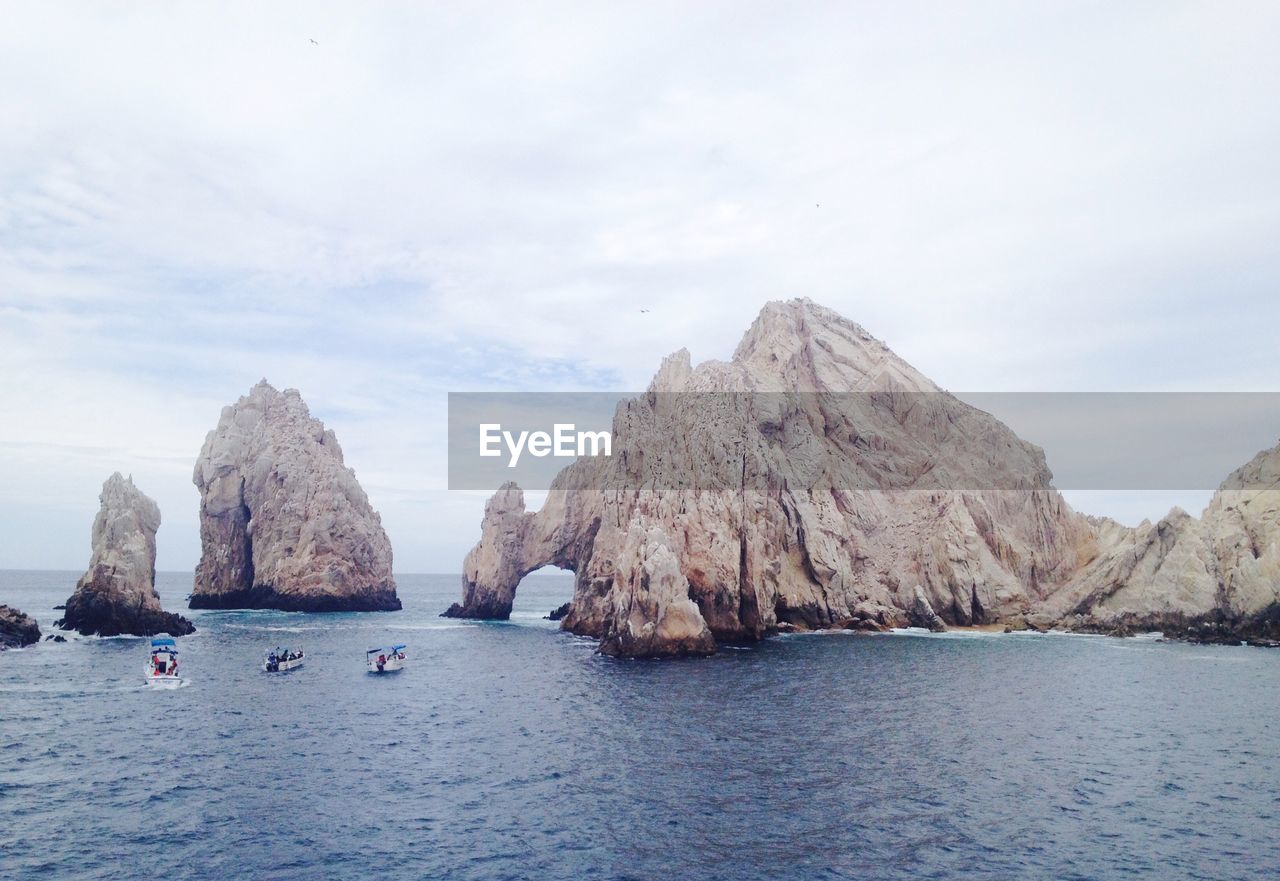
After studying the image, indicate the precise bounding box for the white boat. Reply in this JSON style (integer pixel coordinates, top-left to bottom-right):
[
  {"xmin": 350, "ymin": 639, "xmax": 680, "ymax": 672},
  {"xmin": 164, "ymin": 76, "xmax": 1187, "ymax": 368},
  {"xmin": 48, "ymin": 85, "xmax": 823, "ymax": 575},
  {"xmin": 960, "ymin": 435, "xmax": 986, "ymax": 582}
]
[
  {"xmin": 146, "ymin": 637, "xmax": 183, "ymax": 688},
  {"xmin": 263, "ymin": 647, "xmax": 304, "ymax": 673},
  {"xmin": 366, "ymin": 644, "xmax": 406, "ymax": 674}
]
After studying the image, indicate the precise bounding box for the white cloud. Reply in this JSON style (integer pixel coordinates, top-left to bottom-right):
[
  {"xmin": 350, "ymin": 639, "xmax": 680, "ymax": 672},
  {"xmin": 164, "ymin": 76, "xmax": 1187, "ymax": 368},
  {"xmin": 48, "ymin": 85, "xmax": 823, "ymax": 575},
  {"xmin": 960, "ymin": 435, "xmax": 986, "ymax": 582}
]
[{"xmin": 1, "ymin": 1, "xmax": 1278, "ymax": 570}]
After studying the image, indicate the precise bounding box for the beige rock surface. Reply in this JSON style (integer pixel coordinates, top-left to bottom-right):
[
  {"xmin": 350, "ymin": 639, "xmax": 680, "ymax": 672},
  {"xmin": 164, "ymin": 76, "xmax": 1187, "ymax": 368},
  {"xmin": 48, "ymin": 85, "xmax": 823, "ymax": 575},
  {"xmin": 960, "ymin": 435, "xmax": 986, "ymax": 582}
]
[
  {"xmin": 450, "ymin": 299, "xmax": 1280, "ymax": 654},
  {"xmin": 190, "ymin": 381, "xmax": 399, "ymax": 612}
]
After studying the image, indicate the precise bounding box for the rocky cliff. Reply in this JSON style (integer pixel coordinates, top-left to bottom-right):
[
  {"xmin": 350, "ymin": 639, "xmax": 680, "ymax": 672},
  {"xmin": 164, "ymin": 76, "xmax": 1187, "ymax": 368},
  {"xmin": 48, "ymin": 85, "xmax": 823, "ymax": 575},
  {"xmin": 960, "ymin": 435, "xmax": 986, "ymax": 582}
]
[
  {"xmin": 1038, "ymin": 444, "xmax": 1280, "ymax": 645},
  {"xmin": 447, "ymin": 299, "xmax": 1099, "ymax": 653},
  {"xmin": 449, "ymin": 299, "xmax": 1280, "ymax": 655},
  {"xmin": 189, "ymin": 381, "xmax": 400, "ymax": 612},
  {"xmin": 0, "ymin": 605, "xmax": 41, "ymax": 649},
  {"xmin": 58, "ymin": 473, "xmax": 194, "ymax": 637}
]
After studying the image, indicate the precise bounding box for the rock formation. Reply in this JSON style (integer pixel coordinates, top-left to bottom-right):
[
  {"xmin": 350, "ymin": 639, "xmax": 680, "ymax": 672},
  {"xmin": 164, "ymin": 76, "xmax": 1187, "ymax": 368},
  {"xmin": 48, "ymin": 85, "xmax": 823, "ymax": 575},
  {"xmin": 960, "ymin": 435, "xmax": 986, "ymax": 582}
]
[
  {"xmin": 189, "ymin": 380, "xmax": 400, "ymax": 612},
  {"xmin": 57, "ymin": 474, "xmax": 194, "ymax": 637},
  {"xmin": 1038, "ymin": 443, "xmax": 1280, "ymax": 645},
  {"xmin": 449, "ymin": 298, "xmax": 1280, "ymax": 655},
  {"xmin": 0, "ymin": 605, "xmax": 41, "ymax": 649}
]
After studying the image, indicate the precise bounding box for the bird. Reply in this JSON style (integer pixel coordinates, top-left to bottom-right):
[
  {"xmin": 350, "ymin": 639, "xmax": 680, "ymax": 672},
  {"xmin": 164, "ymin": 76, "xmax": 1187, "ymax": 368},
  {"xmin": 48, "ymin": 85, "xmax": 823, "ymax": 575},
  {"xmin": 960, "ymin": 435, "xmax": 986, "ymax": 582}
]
[
  {"xmin": 310, "ymin": 38, "xmax": 319, "ymax": 45},
  {"xmin": 640, "ymin": 309, "xmax": 650, "ymax": 313}
]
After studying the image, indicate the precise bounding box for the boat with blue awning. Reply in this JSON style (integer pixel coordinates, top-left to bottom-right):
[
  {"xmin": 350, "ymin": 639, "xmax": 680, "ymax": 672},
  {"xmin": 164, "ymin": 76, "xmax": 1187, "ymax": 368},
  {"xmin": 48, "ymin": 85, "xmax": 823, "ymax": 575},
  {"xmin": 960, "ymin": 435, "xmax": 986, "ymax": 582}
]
[
  {"xmin": 366, "ymin": 644, "xmax": 406, "ymax": 673},
  {"xmin": 147, "ymin": 637, "xmax": 182, "ymax": 688}
]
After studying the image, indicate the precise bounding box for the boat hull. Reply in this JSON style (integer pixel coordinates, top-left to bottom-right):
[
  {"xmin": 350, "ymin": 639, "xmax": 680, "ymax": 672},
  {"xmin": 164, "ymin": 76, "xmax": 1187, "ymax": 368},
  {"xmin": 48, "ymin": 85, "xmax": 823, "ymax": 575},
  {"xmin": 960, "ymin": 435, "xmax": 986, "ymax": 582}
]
[
  {"xmin": 263, "ymin": 657, "xmax": 304, "ymax": 673},
  {"xmin": 366, "ymin": 659, "xmax": 405, "ymax": 674}
]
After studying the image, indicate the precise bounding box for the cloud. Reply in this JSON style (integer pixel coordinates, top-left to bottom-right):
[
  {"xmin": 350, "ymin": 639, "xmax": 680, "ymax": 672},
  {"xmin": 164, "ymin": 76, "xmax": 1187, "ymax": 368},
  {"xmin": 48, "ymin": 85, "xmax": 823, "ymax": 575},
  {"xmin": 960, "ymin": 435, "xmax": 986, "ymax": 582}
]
[{"xmin": 1, "ymin": 1, "xmax": 1278, "ymax": 569}]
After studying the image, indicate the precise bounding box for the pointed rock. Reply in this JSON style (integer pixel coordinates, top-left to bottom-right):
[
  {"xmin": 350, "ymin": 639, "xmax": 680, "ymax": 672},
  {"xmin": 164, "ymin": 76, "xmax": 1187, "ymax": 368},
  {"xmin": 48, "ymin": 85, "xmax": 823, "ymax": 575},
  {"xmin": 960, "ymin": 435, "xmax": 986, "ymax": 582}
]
[
  {"xmin": 190, "ymin": 381, "xmax": 400, "ymax": 612},
  {"xmin": 58, "ymin": 474, "xmax": 194, "ymax": 637},
  {"xmin": 452, "ymin": 298, "xmax": 1280, "ymax": 655}
]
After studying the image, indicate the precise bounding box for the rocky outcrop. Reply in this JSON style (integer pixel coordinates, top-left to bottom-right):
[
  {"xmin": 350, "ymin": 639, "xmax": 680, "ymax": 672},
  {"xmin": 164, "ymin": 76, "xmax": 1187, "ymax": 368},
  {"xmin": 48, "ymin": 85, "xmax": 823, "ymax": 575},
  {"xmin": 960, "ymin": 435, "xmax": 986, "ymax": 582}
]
[
  {"xmin": 451, "ymin": 298, "xmax": 1280, "ymax": 656},
  {"xmin": 57, "ymin": 474, "xmax": 194, "ymax": 637},
  {"xmin": 190, "ymin": 381, "xmax": 399, "ymax": 612},
  {"xmin": 449, "ymin": 299, "xmax": 1100, "ymax": 656},
  {"xmin": 907, "ymin": 586, "xmax": 948, "ymax": 633},
  {"xmin": 1039, "ymin": 442, "xmax": 1280, "ymax": 642},
  {"xmin": 0, "ymin": 606, "xmax": 41, "ymax": 649}
]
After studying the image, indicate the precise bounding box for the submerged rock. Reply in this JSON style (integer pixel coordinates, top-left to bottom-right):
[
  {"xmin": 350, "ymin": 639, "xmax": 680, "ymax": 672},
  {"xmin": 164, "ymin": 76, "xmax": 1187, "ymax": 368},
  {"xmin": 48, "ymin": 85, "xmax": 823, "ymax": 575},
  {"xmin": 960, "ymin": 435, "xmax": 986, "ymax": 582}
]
[
  {"xmin": 1, "ymin": 605, "xmax": 41, "ymax": 649},
  {"xmin": 545, "ymin": 602, "xmax": 572, "ymax": 621},
  {"xmin": 58, "ymin": 474, "xmax": 194, "ymax": 637},
  {"xmin": 190, "ymin": 381, "xmax": 400, "ymax": 612}
]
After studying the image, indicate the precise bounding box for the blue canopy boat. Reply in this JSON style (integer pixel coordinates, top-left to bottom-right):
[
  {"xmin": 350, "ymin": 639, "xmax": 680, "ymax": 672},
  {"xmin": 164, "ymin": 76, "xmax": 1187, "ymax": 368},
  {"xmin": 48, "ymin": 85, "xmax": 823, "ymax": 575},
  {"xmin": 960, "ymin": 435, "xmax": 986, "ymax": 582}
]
[
  {"xmin": 366, "ymin": 644, "xmax": 406, "ymax": 674},
  {"xmin": 147, "ymin": 637, "xmax": 182, "ymax": 687}
]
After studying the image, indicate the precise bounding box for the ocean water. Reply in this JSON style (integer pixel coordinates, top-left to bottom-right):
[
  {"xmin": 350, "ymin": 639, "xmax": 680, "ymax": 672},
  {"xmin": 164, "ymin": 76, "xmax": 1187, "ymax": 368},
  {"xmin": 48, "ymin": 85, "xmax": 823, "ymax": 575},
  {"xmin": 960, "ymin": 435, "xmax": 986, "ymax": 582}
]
[{"xmin": 2, "ymin": 570, "xmax": 1278, "ymax": 881}]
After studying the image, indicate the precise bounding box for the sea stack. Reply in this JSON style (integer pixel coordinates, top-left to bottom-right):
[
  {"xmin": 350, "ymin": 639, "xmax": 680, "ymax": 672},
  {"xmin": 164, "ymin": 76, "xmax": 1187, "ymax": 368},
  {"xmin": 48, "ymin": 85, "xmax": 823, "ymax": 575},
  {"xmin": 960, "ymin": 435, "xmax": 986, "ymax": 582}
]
[
  {"xmin": 189, "ymin": 380, "xmax": 400, "ymax": 612},
  {"xmin": 58, "ymin": 473, "xmax": 194, "ymax": 637},
  {"xmin": 0, "ymin": 606, "xmax": 41, "ymax": 649},
  {"xmin": 450, "ymin": 298, "xmax": 1280, "ymax": 656}
]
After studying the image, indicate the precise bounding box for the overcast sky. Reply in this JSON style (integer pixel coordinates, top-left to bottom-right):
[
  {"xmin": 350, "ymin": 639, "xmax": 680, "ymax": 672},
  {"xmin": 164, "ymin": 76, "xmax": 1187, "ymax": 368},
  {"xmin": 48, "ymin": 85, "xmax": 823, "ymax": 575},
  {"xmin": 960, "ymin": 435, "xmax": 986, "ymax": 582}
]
[{"xmin": 2, "ymin": 1, "xmax": 1278, "ymax": 572}]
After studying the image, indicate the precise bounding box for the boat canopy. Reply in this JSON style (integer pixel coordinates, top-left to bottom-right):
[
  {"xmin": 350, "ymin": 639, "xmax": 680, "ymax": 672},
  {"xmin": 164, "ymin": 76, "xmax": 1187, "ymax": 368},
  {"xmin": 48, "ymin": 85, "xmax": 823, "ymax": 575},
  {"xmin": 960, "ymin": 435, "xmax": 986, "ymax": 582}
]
[
  {"xmin": 151, "ymin": 638, "xmax": 177, "ymax": 649},
  {"xmin": 366, "ymin": 645, "xmax": 406, "ymax": 655}
]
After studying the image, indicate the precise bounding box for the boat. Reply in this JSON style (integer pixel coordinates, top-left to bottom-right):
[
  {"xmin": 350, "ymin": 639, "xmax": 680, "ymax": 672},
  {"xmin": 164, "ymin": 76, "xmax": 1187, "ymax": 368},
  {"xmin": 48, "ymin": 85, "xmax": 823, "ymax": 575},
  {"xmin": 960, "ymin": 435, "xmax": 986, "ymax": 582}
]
[
  {"xmin": 263, "ymin": 646, "xmax": 304, "ymax": 673},
  {"xmin": 146, "ymin": 637, "xmax": 183, "ymax": 688},
  {"xmin": 366, "ymin": 645, "xmax": 406, "ymax": 674}
]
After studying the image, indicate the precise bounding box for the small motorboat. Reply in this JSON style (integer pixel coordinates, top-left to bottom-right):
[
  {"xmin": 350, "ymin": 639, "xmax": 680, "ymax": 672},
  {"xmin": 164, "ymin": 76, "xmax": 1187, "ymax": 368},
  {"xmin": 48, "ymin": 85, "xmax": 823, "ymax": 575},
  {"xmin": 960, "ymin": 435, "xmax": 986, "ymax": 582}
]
[
  {"xmin": 366, "ymin": 644, "xmax": 406, "ymax": 674},
  {"xmin": 263, "ymin": 646, "xmax": 304, "ymax": 673},
  {"xmin": 146, "ymin": 637, "xmax": 183, "ymax": 688}
]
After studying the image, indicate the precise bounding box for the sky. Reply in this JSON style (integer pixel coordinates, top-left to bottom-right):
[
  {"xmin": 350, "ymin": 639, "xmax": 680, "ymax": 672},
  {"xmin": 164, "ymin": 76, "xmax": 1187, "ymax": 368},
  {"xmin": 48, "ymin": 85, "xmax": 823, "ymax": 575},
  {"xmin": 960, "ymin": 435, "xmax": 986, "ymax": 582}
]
[{"xmin": 1, "ymin": 1, "xmax": 1278, "ymax": 572}]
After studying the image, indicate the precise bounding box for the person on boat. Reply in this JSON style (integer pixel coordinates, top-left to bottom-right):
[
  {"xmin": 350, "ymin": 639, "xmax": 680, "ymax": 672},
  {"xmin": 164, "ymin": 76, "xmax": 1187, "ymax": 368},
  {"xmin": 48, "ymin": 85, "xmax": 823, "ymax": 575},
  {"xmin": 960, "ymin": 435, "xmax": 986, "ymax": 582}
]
[
  {"xmin": 376, "ymin": 653, "xmax": 386, "ymax": 671},
  {"xmin": 168, "ymin": 656, "xmax": 178, "ymax": 676}
]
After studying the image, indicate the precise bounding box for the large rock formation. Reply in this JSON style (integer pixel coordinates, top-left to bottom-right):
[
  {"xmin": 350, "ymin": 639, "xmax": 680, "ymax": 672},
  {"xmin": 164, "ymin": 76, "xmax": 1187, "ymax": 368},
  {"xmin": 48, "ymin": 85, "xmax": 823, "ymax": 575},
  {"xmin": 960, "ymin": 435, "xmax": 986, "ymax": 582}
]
[
  {"xmin": 1039, "ymin": 443, "xmax": 1280, "ymax": 645},
  {"xmin": 58, "ymin": 474, "xmax": 194, "ymax": 637},
  {"xmin": 449, "ymin": 299, "xmax": 1280, "ymax": 655},
  {"xmin": 190, "ymin": 381, "xmax": 400, "ymax": 612},
  {"xmin": 0, "ymin": 606, "xmax": 41, "ymax": 649}
]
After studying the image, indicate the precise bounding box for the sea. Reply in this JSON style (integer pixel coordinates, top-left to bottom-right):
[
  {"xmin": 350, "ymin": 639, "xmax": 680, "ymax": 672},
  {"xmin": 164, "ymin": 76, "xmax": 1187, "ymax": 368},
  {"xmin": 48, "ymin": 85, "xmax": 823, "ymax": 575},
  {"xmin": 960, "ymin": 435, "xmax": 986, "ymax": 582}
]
[{"xmin": 2, "ymin": 570, "xmax": 1278, "ymax": 880}]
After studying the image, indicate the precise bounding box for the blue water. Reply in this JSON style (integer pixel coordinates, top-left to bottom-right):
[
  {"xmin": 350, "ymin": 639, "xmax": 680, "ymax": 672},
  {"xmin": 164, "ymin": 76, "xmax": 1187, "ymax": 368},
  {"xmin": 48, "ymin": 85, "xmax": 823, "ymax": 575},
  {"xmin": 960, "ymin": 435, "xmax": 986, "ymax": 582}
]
[{"xmin": 2, "ymin": 570, "xmax": 1278, "ymax": 880}]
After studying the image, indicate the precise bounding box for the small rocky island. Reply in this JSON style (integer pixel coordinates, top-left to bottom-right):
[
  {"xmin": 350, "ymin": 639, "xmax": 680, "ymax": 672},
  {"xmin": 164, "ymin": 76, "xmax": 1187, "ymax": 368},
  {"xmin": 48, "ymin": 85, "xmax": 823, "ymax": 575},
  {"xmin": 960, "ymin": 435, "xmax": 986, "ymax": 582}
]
[
  {"xmin": 58, "ymin": 473, "xmax": 194, "ymax": 637},
  {"xmin": 0, "ymin": 605, "xmax": 41, "ymax": 650},
  {"xmin": 189, "ymin": 380, "xmax": 400, "ymax": 612},
  {"xmin": 449, "ymin": 299, "xmax": 1280, "ymax": 656}
]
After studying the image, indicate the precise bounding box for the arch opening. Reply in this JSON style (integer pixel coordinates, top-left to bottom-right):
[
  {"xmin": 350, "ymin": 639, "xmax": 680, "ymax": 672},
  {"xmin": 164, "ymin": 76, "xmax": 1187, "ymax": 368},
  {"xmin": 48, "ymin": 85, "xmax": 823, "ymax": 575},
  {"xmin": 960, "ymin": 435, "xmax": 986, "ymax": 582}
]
[{"xmin": 509, "ymin": 564, "xmax": 576, "ymax": 625}]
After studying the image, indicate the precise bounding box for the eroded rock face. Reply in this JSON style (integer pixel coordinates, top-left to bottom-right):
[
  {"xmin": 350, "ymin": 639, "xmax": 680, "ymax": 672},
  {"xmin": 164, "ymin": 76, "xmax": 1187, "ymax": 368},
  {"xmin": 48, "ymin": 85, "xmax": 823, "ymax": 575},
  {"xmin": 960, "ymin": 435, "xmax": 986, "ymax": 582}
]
[
  {"xmin": 0, "ymin": 605, "xmax": 41, "ymax": 649},
  {"xmin": 58, "ymin": 474, "xmax": 194, "ymax": 637},
  {"xmin": 451, "ymin": 298, "xmax": 1280, "ymax": 656},
  {"xmin": 190, "ymin": 381, "xmax": 399, "ymax": 612},
  {"xmin": 449, "ymin": 299, "xmax": 1099, "ymax": 655},
  {"xmin": 1040, "ymin": 444, "xmax": 1280, "ymax": 643}
]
